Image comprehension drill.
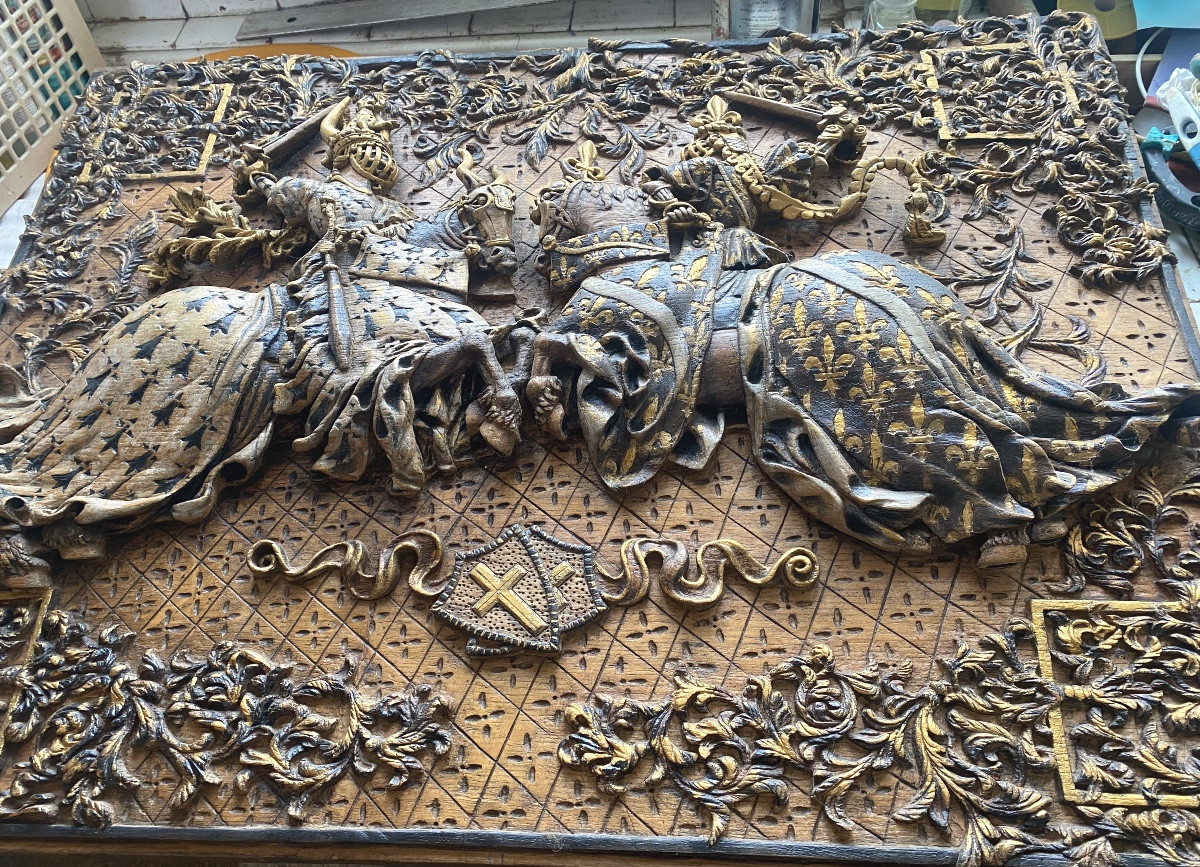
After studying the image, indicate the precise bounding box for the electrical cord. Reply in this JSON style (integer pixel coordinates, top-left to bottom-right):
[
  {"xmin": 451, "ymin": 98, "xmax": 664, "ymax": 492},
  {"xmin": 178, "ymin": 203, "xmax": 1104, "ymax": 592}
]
[{"xmin": 1137, "ymin": 27, "xmax": 1168, "ymax": 99}]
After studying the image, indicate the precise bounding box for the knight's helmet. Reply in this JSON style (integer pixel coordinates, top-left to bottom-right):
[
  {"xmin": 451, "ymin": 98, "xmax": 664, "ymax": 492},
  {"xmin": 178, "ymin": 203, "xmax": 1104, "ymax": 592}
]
[
  {"xmin": 683, "ymin": 94, "xmax": 816, "ymax": 216},
  {"xmin": 320, "ymin": 97, "xmax": 401, "ymax": 196},
  {"xmin": 529, "ymin": 139, "xmax": 609, "ymax": 237}
]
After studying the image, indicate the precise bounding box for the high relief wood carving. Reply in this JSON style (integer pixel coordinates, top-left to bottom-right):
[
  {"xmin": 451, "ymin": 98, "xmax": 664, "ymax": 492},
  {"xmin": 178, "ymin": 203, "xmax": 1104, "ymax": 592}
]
[{"xmin": 0, "ymin": 12, "xmax": 1199, "ymax": 866}]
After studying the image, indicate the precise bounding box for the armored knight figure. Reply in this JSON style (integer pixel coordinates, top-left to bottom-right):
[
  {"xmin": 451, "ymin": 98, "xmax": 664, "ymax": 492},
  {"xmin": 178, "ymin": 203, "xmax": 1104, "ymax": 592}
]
[
  {"xmin": 527, "ymin": 98, "xmax": 1200, "ymax": 568},
  {"xmin": 0, "ymin": 98, "xmax": 529, "ymax": 584}
]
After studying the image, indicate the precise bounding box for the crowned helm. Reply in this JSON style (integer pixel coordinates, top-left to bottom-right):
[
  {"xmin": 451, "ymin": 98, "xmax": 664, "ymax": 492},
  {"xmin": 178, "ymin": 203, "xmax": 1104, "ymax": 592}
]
[
  {"xmin": 683, "ymin": 95, "xmax": 816, "ymax": 217},
  {"xmin": 320, "ymin": 97, "xmax": 401, "ymax": 196}
]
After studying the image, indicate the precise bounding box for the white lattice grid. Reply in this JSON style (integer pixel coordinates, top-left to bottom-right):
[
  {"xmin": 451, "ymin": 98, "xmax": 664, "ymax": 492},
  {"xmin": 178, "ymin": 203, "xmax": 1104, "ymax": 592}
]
[{"xmin": 0, "ymin": 0, "xmax": 101, "ymax": 214}]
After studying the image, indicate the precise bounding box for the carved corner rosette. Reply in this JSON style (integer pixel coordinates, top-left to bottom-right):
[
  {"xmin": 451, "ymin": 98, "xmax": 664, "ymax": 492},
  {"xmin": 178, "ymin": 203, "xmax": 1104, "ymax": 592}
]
[{"xmin": 0, "ymin": 603, "xmax": 451, "ymax": 828}]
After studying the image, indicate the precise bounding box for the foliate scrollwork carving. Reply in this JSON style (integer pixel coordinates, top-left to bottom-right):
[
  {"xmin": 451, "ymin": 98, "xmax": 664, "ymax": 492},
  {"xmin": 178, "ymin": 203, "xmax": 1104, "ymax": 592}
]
[
  {"xmin": 142, "ymin": 186, "xmax": 309, "ymax": 289},
  {"xmin": 0, "ymin": 607, "xmax": 450, "ymax": 828},
  {"xmin": 942, "ymin": 226, "xmax": 1107, "ymax": 384},
  {"xmin": 561, "ymin": 526, "xmax": 1200, "ymax": 867},
  {"xmin": 1061, "ymin": 465, "xmax": 1200, "ymax": 598},
  {"xmin": 559, "ymin": 624, "xmax": 1061, "ymax": 864},
  {"xmin": 3, "ymin": 13, "xmax": 1172, "ymax": 392},
  {"xmin": 1027, "ymin": 585, "xmax": 1200, "ymax": 867}
]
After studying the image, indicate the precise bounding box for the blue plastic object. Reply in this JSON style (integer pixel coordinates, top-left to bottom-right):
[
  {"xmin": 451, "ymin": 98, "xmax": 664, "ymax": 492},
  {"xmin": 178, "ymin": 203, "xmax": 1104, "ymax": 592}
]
[{"xmin": 1142, "ymin": 126, "xmax": 1200, "ymax": 230}]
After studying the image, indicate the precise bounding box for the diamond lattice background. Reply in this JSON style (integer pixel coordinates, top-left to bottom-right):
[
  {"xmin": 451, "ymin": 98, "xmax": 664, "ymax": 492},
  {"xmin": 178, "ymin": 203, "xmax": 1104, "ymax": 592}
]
[{"xmin": 1, "ymin": 43, "xmax": 1195, "ymax": 849}]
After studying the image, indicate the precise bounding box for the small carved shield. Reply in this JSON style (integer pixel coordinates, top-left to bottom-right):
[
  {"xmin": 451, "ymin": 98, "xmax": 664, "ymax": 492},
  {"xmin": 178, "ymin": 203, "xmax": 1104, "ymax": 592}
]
[
  {"xmin": 524, "ymin": 524, "xmax": 605, "ymax": 635},
  {"xmin": 431, "ymin": 524, "xmax": 604, "ymax": 656}
]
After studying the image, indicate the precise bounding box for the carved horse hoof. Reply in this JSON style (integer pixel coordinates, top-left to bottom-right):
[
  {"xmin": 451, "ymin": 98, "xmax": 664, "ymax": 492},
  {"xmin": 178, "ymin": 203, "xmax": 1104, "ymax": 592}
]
[
  {"xmin": 977, "ymin": 527, "xmax": 1030, "ymax": 568},
  {"xmin": 467, "ymin": 386, "xmax": 521, "ymax": 456},
  {"xmin": 479, "ymin": 416, "xmax": 520, "ymax": 456},
  {"xmin": 526, "ymin": 375, "xmax": 568, "ymax": 441}
]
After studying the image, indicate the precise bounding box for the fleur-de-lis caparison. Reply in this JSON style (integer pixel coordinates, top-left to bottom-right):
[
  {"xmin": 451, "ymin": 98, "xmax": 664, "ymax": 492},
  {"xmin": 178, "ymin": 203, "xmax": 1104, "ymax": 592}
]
[
  {"xmin": 888, "ymin": 394, "xmax": 945, "ymax": 461},
  {"xmin": 809, "ymin": 280, "xmax": 849, "ymax": 318},
  {"xmin": 863, "ymin": 430, "xmax": 900, "ymax": 483},
  {"xmin": 783, "ymin": 303, "xmax": 826, "ymax": 358},
  {"xmin": 835, "ymin": 299, "xmax": 889, "ymax": 354},
  {"xmin": 916, "ymin": 287, "xmax": 964, "ymax": 329},
  {"xmin": 848, "ymin": 260, "xmax": 905, "ymax": 292},
  {"xmin": 833, "ymin": 409, "xmax": 863, "ymax": 453},
  {"xmin": 804, "ymin": 335, "xmax": 856, "ymax": 396},
  {"xmin": 849, "ymin": 362, "xmax": 897, "ymax": 417},
  {"xmin": 877, "ymin": 331, "xmax": 926, "ymax": 389},
  {"xmin": 1000, "ymin": 381, "xmax": 1040, "ymax": 422},
  {"xmin": 834, "ymin": 416, "xmax": 900, "ymax": 485},
  {"xmin": 944, "ymin": 422, "xmax": 999, "ymax": 486}
]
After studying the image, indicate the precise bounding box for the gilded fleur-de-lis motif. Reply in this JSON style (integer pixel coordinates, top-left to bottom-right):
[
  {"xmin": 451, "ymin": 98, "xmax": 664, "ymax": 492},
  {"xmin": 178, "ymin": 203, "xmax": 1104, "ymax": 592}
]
[
  {"xmin": 810, "ymin": 279, "xmax": 848, "ymax": 317},
  {"xmin": 849, "ymin": 260, "xmax": 908, "ymax": 296},
  {"xmin": 786, "ymin": 303, "xmax": 826, "ymax": 357},
  {"xmin": 1000, "ymin": 381, "xmax": 1040, "ymax": 422},
  {"xmin": 579, "ymin": 305, "xmax": 616, "ymax": 329},
  {"xmin": 848, "ymin": 362, "xmax": 896, "ymax": 416},
  {"xmin": 833, "ymin": 409, "xmax": 863, "ymax": 452},
  {"xmin": 944, "ymin": 422, "xmax": 998, "ymax": 485},
  {"xmin": 847, "ymin": 426, "xmax": 901, "ymax": 486},
  {"xmin": 917, "ymin": 288, "xmax": 963, "ymax": 329},
  {"xmin": 864, "ymin": 430, "xmax": 900, "ymax": 483},
  {"xmin": 804, "ymin": 335, "xmax": 856, "ymax": 396},
  {"xmin": 999, "ymin": 445, "xmax": 1046, "ymax": 500},
  {"xmin": 878, "ymin": 331, "xmax": 926, "ymax": 389},
  {"xmin": 835, "ymin": 300, "xmax": 889, "ymax": 353},
  {"xmin": 888, "ymin": 393, "xmax": 945, "ymax": 461}
]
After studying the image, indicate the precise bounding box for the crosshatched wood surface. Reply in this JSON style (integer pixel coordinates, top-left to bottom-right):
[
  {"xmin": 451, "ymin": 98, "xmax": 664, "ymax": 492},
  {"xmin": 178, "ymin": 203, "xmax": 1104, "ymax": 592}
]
[{"xmin": 0, "ymin": 21, "xmax": 1197, "ymax": 865}]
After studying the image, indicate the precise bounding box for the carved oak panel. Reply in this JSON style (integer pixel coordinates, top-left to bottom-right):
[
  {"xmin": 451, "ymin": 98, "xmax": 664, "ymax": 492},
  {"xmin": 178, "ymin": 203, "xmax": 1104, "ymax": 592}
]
[{"xmin": 0, "ymin": 13, "xmax": 1198, "ymax": 866}]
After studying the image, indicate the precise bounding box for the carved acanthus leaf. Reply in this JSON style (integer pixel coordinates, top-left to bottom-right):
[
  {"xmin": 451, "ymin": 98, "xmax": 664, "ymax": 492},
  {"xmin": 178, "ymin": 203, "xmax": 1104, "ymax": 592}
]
[{"xmin": 0, "ymin": 608, "xmax": 451, "ymax": 828}]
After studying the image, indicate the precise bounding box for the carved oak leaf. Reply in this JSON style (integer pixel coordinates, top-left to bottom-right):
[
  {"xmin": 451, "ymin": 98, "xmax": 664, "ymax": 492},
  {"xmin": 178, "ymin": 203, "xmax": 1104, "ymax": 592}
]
[{"xmin": 512, "ymin": 48, "xmax": 613, "ymax": 99}]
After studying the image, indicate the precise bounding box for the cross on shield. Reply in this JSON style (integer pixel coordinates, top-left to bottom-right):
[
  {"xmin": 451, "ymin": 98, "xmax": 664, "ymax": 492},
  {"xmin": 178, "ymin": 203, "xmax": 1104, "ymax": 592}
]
[{"xmin": 431, "ymin": 524, "xmax": 605, "ymax": 656}]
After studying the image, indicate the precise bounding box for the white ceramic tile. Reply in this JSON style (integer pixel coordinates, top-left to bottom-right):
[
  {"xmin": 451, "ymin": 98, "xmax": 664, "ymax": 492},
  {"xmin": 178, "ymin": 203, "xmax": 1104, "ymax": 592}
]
[
  {"xmin": 176, "ymin": 14, "xmax": 244, "ymax": 49},
  {"xmin": 470, "ymin": 1, "xmax": 574, "ymax": 35},
  {"xmin": 86, "ymin": 0, "xmax": 185, "ymax": 20},
  {"xmin": 369, "ymin": 12, "xmax": 472, "ymax": 41},
  {"xmin": 572, "ymin": 0, "xmax": 674, "ymax": 29},
  {"xmin": 181, "ymin": 0, "xmax": 278, "ymax": 15},
  {"xmin": 90, "ymin": 17, "xmax": 186, "ymax": 51}
]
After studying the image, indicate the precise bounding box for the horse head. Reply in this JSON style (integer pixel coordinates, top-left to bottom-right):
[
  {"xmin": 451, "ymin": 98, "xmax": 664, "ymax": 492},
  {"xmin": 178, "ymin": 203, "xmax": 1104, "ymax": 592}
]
[
  {"xmin": 529, "ymin": 142, "xmax": 652, "ymax": 275},
  {"xmin": 453, "ymin": 149, "xmax": 518, "ymax": 277}
]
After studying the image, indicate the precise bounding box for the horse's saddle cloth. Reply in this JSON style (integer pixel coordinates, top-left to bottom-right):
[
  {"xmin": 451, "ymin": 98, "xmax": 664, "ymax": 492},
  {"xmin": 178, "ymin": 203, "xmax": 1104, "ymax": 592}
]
[{"xmin": 349, "ymin": 233, "xmax": 470, "ymax": 298}]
